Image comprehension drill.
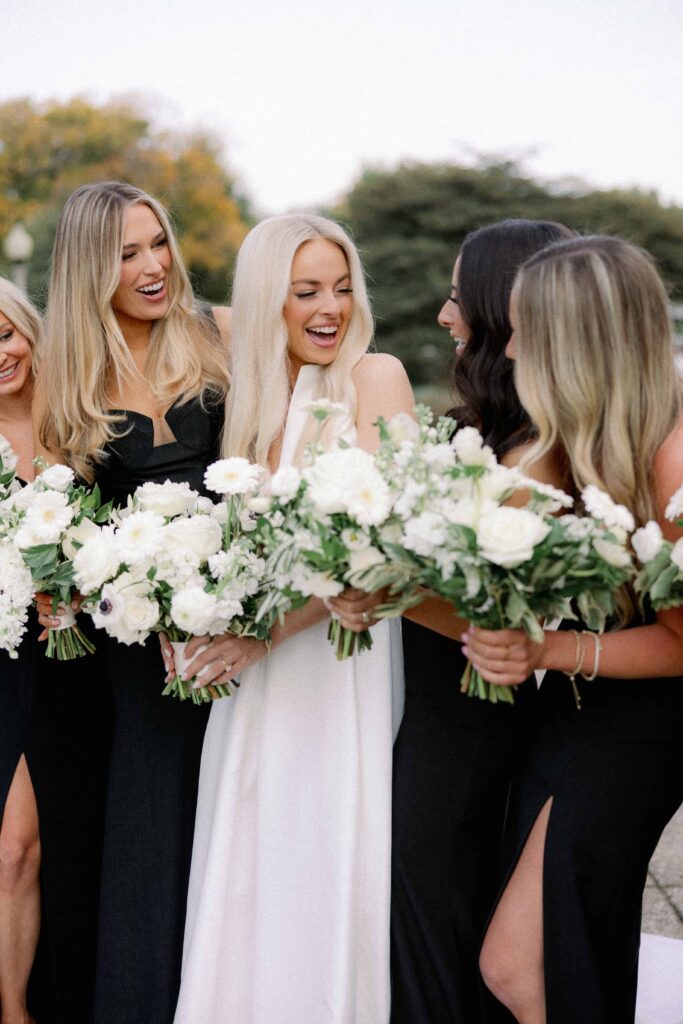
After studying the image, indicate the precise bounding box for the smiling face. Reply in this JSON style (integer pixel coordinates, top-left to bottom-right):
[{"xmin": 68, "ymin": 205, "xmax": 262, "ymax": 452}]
[
  {"xmin": 0, "ymin": 311, "xmax": 32, "ymax": 397},
  {"xmin": 283, "ymin": 237, "xmax": 354, "ymax": 379},
  {"xmin": 111, "ymin": 203, "xmax": 173, "ymax": 328},
  {"xmin": 437, "ymin": 256, "xmax": 471, "ymax": 354}
]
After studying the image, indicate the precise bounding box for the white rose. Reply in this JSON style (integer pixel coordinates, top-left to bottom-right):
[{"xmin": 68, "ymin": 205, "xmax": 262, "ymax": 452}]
[
  {"xmin": 452, "ymin": 426, "xmax": 496, "ymax": 468},
  {"xmin": 37, "ymin": 464, "xmax": 75, "ymax": 492},
  {"xmin": 269, "ymin": 466, "xmax": 301, "ymax": 503},
  {"xmin": 476, "ymin": 507, "xmax": 551, "ymax": 567},
  {"xmin": 134, "ymin": 480, "xmax": 198, "ymax": 517},
  {"xmin": 632, "ymin": 521, "xmax": 664, "ymax": 564},
  {"xmin": 171, "ymin": 587, "xmax": 219, "ymax": 635},
  {"xmin": 62, "ymin": 516, "xmax": 100, "ymax": 560},
  {"xmin": 163, "ymin": 515, "xmax": 223, "ymax": 562},
  {"xmin": 73, "ymin": 527, "xmax": 121, "ymax": 594}
]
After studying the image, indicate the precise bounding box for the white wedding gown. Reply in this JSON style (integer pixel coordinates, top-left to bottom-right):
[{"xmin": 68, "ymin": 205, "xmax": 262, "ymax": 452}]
[{"xmin": 174, "ymin": 365, "xmax": 404, "ymax": 1024}]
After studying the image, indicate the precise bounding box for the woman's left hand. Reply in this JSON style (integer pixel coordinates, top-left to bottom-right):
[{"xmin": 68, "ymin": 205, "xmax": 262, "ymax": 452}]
[
  {"xmin": 177, "ymin": 632, "xmax": 269, "ymax": 689},
  {"xmin": 462, "ymin": 626, "xmax": 545, "ymax": 686},
  {"xmin": 327, "ymin": 587, "xmax": 387, "ymax": 633}
]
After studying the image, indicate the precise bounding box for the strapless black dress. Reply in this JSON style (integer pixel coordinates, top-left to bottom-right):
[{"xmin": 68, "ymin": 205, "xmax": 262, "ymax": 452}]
[
  {"xmin": 391, "ymin": 619, "xmax": 537, "ymax": 1023},
  {"xmin": 91, "ymin": 395, "xmax": 223, "ymax": 1024}
]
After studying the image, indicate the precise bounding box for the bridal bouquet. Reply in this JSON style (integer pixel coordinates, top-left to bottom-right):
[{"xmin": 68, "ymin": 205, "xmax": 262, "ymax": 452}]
[
  {"xmin": 632, "ymin": 482, "xmax": 683, "ymax": 610},
  {"xmin": 252, "ymin": 401, "xmax": 416, "ymax": 659},
  {"xmin": 374, "ymin": 409, "xmax": 635, "ymax": 702},
  {"xmin": 2, "ymin": 462, "xmax": 111, "ymax": 659},
  {"xmin": 0, "ymin": 437, "xmax": 34, "ymax": 657},
  {"xmin": 79, "ymin": 472, "xmax": 270, "ymax": 703}
]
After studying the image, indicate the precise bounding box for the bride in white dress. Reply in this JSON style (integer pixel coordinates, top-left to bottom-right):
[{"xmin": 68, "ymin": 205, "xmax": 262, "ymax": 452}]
[{"xmin": 172, "ymin": 214, "xmax": 415, "ymax": 1024}]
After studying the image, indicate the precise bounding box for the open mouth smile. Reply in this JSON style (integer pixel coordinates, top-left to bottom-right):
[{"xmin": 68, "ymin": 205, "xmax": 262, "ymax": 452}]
[
  {"xmin": 306, "ymin": 325, "xmax": 340, "ymax": 348},
  {"xmin": 0, "ymin": 361, "xmax": 19, "ymax": 381},
  {"xmin": 136, "ymin": 280, "xmax": 166, "ymax": 300}
]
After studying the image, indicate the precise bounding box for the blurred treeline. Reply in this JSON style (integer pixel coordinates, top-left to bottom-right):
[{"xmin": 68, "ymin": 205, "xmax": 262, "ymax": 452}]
[{"xmin": 2, "ymin": 97, "xmax": 683, "ymax": 389}]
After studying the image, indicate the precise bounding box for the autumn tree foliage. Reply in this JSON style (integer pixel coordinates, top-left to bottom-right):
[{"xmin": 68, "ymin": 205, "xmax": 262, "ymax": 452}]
[{"xmin": 0, "ymin": 96, "xmax": 250, "ymax": 302}]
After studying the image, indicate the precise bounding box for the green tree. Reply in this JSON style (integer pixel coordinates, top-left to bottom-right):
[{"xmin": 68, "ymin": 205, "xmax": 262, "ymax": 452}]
[
  {"xmin": 0, "ymin": 97, "xmax": 251, "ymax": 304},
  {"xmin": 334, "ymin": 161, "xmax": 683, "ymax": 386}
]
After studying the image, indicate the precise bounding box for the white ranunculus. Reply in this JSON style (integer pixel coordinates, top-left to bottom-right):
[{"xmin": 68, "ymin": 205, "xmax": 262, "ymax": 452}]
[
  {"xmin": 452, "ymin": 426, "xmax": 496, "ymax": 468},
  {"xmin": 73, "ymin": 527, "xmax": 121, "ymax": 594},
  {"xmin": 402, "ymin": 512, "xmax": 448, "ymax": 557},
  {"xmin": 62, "ymin": 516, "xmax": 100, "ymax": 560},
  {"xmin": 582, "ymin": 485, "xmax": 635, "ymax": 533},
  {"xmin": 116, "ymin": 510, "xmax": 165, "ymax": 564},
  {"xmin": 163, "ymin": 515, "xmax": 223, "ymax": 562},
  {"xmin": 632, "ymin": 521, "xmax": 664, "ymax": 564},
  {"xmin": 37, "ymin": 464, "xmax": 75, "ymax": 492},
  {"xmin": 665, "ymin": 482, "xmax": 683, "ymax": 523},
  {"xmin": 269, "ymin": 466, "xmax": 301, "ymax": 503},
  {"xmin": 592, "ymin": 537, "xmax": 631, "ymax": 568},
  {"xmin": 171, "ymin": 587, "xmax": 218, "ymax": 635},
  {"xmin": 134, "ymin": 479, "xmax": 198, "ymax": 518},
  {"xmin": 386, "ymin": 412, "xmax": 419, "ymax": 446},
  {"xmin": 21, "ymin": 490, "xmax": 75, "ymax": 544},
  {"xmin": 349, "ymin": 546, "xmax": 386, "ymax": 575},
  {"xmin": 670, "ymin": 538, "xmax": 683, "ymax": 571},
  {"xmin": 476, "ymin": 507, "xmax": 551, "ymax": 568},
  {"xmin": 204, "ymin": 458, "xmax": 264, "ymax": 496}
]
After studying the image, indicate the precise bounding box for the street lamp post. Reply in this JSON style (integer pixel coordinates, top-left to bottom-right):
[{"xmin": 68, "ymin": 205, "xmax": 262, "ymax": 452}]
[{"xmin": 3, "ymin": 223, "xmax": 34, "ymax": 295}]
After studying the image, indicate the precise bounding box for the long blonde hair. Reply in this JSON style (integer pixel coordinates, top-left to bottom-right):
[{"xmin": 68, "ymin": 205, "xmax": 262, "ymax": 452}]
[
  {"xmin": 222, "ymin": 214, "xmax": 374, "ymax": 463},
  {"xmin": 0, "ymin": 278, "xmax": 43, "ymax": 366},
  {"xmin": 40, "ymin": 182, "xmax": 229, "ymax": 481},
  {"xmin": 515, "ymin": 234, "xmax": 681, "ymax": 532}
]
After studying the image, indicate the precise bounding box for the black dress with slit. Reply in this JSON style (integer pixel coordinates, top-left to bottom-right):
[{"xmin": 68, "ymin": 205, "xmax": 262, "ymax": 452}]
[
  {"xmin": 391, "ymin": 619, "xmax": 537, "ymax": 1023},
  {"xmin": 91, "ymin": 394, "xmax": 223, "ymax": 1024},
  {"xmin": 484, "ymin": 621, "xmax": 683, "ymax": 1024}
]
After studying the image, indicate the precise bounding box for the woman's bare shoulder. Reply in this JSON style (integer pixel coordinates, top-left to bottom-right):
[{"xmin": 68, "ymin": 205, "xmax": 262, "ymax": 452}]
[{"xmin": 211, "ymin": 306, "xmax": 232, "ymax": 347}]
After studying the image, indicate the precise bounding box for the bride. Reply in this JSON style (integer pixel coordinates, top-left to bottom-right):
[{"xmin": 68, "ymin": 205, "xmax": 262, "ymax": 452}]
[{"xmin": 172, "ymin": 214, "xmax": 414, "ymax": 1024}]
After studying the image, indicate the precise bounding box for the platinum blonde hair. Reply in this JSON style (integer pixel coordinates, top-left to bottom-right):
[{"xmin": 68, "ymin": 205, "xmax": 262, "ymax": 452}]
[
  {"xmin": 40, "ymin": 181, "xmax": 229, "ymax": 481},
  {"xmin": 515, "ymin": 235, "xmax": 681, "ymax": 619},
  {"xmin": 222, "ymin": 214, "xmax": 374, "ymax": 463},
  {"xmin": 0, "ymin": 278, "xmax": 43, "ymax": 368}
]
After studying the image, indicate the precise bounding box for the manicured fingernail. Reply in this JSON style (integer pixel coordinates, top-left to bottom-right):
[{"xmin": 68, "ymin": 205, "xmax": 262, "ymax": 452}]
[{"xmin": 462, "ymin": 644, "xmax": 469, "ymax": 657}]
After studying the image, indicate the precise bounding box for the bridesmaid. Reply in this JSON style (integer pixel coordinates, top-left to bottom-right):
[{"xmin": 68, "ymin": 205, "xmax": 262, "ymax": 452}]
[
  {"xmin": 0, "ymin": 278, "xmax": 42, "ymax": 1024},
  {"xmin": 467, "ymin": 236, "xmax": 683, "ymax": 1023},
  {"xmin": 387, "ymin": 220, "xmax": 574, "ymax": 1023},
  {"xmin": 33, "ymin": 182, "xmax": 230, "ymax": 1024}
]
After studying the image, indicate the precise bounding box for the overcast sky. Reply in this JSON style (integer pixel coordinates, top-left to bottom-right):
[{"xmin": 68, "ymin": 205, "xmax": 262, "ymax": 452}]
[{"xmin": 5, "ymin": 0, "xmax": 683, "ymax": 214}]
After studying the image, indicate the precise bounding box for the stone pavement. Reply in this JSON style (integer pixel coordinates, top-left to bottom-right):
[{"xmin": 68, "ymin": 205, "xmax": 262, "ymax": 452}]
[{"xmin": 644, "ymin": 803, "xmax": 683, "ymax": 938}]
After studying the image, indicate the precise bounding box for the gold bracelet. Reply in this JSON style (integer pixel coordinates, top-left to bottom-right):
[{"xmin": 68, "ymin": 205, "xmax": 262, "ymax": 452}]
[
  {"xmin": 565, "ymin": 630, "xmax": 585, "ymax": 711},
  {"xmin": 580, "ymin": 631, "xmax": 602, "ymax": 682}
]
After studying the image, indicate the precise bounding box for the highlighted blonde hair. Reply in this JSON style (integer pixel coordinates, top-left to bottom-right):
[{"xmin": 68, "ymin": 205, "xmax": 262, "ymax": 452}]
[
  {"xmin": 40, "ymin": 182, "xmax": 229, "ymax": 481},
  {"xmin": 515, "ymin": 233, "xmax": 681, "ymax": 538},
  {"xmin": 0, "ymin": 277, "xmax": 42, "ymax": 364},
  {"xmin": 222, "ymin": 214, "xmax": 374, "ymax": 463}
]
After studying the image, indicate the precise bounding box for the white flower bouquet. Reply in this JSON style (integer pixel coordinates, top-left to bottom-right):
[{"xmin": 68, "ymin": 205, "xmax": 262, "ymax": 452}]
[
  {"xmin": 2, "ymin": 462, "xmax": 112, "ymax": 659},
  {"xmin": 632, "ymin": 483, "xmax": 683, "ymax": 610},
  {"xmin": 374, "ymin": 409, "xmax": 635, "ymax": 702},
  {"xmin": 0, "ymin": 434, "xmax": 19, "ymax": 499},
  {"xmin": 252, "ymin": 401, "xmax": 415, "ymax": 659},
  {"xmin": 79, "ymin": 471, "xmax": 271, "ymax": 703}
]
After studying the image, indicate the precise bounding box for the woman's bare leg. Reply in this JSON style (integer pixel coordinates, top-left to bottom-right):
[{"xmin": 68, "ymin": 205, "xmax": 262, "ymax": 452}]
[
  {"xmin": 479, "ymin": 798, "xmax": 552, "ymax": 1024},
  {"xmin": 0, "ymin": 756, "xmax": 40, "ymax": 1024}
]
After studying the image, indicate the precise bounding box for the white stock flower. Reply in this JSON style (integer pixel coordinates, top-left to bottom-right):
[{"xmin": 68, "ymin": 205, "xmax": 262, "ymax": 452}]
[
  {"xmin": 402, "ymin": 512, "xmax": 448, "ymax": 557},
  {"xmin": 592, "ymin": 537, "xmax": 631, "ymax": 568},
  {"xmin": 0, "ymin": 540, "xmax": 34, "ymax": 657},
  {"xmin": 73, "ymin": 527, "xmax": 121, "ymax": 594},
  {"xmin": 21, "ymin": 490, "xmax": 75, "ymax": 545},
  {"xmin": 4, "ymin": 482, "xmax": 36, "ymax": 513},
  {"xmin": 422, "ymin": 443, "xmax": 456, "ymax": 471},
  {"xmin": 171, "ymin": 587, "xmax": 219, "ymax": 635},
  {"xmin": 162, "ymin": 515, "xmax": 223, "ymax": 562},
  {"xmin": 134, "ymin": 480, "xmax": 198, "ymax": 517},
  {"xmin": 115, "ymin": 510, "xmax": 165, "ymax": 564},
  {"xmin": 477, "ymin": 507, "xmax": 551, "ymax": 568},
  {"xmin": 560, "ymin": 514, "xmax": 593, "ymax": 541},
  {"xmin": 665, "ymin": 482, "xmax": 683, "ymax": 523},
  {"xmin": 632, "ymin": 521, "xmax": 664, "ymax": 564},
  {"xmin": 269, "ymin": 466, "xmax": 301, "ymax": 503},
  {"xmin": 670, "ymin": 538, "xmax": 683, "ymax": 571},
  {"xmin": 582, "ymin": 485, "xmax": 635, "ymax": 533},
  {"xmin": 452, "ymin": 426, "xmax": 496, "ymax": 468},
  {"xmin": 62, "ymin": 516, "xmax": 100, "ymax": 560},
  {"xmin": 204, "ymin": 458, "xmax": 264, "ymax": 496},
  {"xmin": 522, "ymin": 479, "xmax": 573, "ymax": 512},
  {"xmin": 37, "ymin": 464, "xmax": 75, "ymax": 492},
  {"xmin": 386, "ymin": 413, "xmax": 419, "ymax": 446},
  {"xmin": 0, "ymin": 434, "xmax": 18, "ymax": 473}
]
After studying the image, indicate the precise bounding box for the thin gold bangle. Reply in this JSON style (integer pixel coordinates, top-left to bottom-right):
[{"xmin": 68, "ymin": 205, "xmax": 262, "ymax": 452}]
[
  {"xmin": 565, "ymin": 630, "xmax": 585, "ymax": 710},
  {"xmin": 580, "ymin": 631, "xmax": 602, "ymax": 682}
]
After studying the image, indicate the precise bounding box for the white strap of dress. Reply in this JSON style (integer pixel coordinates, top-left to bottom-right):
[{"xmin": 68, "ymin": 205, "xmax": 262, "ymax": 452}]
[{"xmin": 278, "ymin": 364, "xmax": 324, "ymax": 469}]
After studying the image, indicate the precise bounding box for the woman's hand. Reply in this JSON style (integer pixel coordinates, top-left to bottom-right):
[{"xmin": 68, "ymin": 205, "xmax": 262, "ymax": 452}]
[
  {"xmin": 462, "ymin": 626, "xmax": 545, "ymax": 686},
  {"xmin": 163, "ymin": 633, "xmax": 269, "ymax": 689},
  {"xmin": 35, "ymin": 591, "xmax": 83, "ymax": 641},
  {"xmin": 327, "ymin": 587, "xmax": 387, "ymax": 633}
]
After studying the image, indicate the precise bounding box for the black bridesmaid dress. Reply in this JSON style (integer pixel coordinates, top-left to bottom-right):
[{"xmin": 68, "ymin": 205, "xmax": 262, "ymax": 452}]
[
  {"xmin": 391, "ymin": 619, "xmax": 536, "ymax": 1023},
  {"xmin": 91, "ymin": 394, "xmax": 223, "ymax": 1024},
  {"xmin": 484, "ymin": 622, "xmax": 683, "ymax": 1024}
]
